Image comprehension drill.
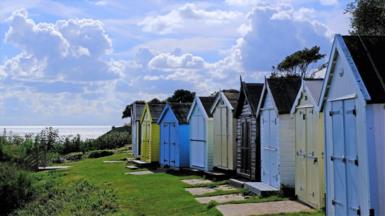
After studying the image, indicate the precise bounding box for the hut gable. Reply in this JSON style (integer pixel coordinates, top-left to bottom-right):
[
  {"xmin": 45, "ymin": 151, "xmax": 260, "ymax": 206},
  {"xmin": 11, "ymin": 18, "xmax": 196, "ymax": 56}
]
[
  {"xmin": 267, "ymin": 77, "xmax": 301, "ymax": 114},
  {"xmin": 290, "ymin": 79, "xmax": 324, "ymax": 114},
  {"xmin": 147, "ymin": 103, "xmax": 166, "ymax": 122},
  {"xmin": 235, "ymin": 82, "xmax": 264, "ymax": 118},
  {"xmin": 158, "ymin": 103, "xmax": 191, "ymax": 124},
  {"xmin": 187, "ymin": 96, "xmax": 216, "ymax": 121},
  {"xmin": 210, "ymin": 89, "xmax": 240, "ymax": 114}
]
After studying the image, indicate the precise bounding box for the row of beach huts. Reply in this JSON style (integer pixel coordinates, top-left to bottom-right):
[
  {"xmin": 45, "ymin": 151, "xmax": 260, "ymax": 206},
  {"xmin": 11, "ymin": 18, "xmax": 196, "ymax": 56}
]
[{"xmin": 127, "ymin": 35, "xmax": 385, "ymax": 216}]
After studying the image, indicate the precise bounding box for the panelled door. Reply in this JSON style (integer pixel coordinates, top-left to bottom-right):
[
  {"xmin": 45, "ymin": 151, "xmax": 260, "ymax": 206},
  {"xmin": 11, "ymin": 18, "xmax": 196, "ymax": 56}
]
[
  {"xmin": 240, "ymin": 118, "xmax": 252, "ymax": 175},
  {"xmin": 261, "ymin": 109, "xmax": 279, "ymax": 188},
  {"xmin": 190, "ymin": 113, "xmax": 205, "ymax": 168},
  {"xmin": 169, "ymin": 123, "xmax": 176, "ymax": 166},
  {"xmin": 162, "ymin": 122, "xmax": 177, "ymax": 166},
  {"xmin": 330, "ymin": 99, "xmax": 359, "ymax": 215},
  {"xmin": 220, "ymin": 106, "xmax": 229, "ymax": 168},
  {"xmin": 295, "ymin": 108, "xmax": 307, "ymax": 200},
  {"xmin": 162, "ymin": 122, "xmax": 170, "ymax": 166},
  {"xmin": 296, "ymin": 108, "xmax": 321, "ymax": 206},
  {"xmin": 142, "ymin": 121, "xmax": 151, "ymax": 162}
]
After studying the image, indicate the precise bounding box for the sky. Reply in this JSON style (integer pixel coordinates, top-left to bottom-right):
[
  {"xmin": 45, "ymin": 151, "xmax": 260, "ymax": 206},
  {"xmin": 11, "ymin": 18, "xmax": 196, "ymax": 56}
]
[{"xmin": 0, "ymin": 0, "xmax": 351, "ymax": 126}]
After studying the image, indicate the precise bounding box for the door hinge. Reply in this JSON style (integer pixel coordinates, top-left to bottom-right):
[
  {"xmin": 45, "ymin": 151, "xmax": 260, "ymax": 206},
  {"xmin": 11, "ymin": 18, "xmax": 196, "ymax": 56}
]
[
  {"xmin": 370, "ymin": 208, "xmax": 375, "ymax": 216},
  {"xmin": 302, "ymin": 114, "xmax": 306, "ymax": 120}
]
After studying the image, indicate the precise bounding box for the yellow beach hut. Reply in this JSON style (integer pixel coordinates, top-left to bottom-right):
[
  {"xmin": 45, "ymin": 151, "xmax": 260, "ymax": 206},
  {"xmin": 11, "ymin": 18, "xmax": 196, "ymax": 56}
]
[
  {"xmin": 140, "ymin": 102, "xmax": 166, "ymax": 163},
  {"xmin": 290, "ymin": 78, "xmax": 325, "ymax": 209}
]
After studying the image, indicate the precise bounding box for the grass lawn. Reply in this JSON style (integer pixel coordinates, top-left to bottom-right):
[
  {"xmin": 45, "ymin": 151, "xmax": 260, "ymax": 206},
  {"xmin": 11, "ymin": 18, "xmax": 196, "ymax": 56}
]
[{"xmin": 34, "ymin": 151, "xmax": 325, "ymax": 216}]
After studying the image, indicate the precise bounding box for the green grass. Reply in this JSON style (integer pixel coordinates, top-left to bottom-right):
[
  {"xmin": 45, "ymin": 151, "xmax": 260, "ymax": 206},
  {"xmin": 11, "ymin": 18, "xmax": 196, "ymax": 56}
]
[
  {"xmin": 31, "ymin": 151, "xmax": 324, "ymax": 216},
  {"xmin": 36, "ymin": 152, "xmax": 221, "ymax": 216}
]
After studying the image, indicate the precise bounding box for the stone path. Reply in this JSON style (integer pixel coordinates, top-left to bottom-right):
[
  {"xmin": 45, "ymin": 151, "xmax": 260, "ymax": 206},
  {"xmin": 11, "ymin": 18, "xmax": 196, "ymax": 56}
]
[
  {"xmin": 181, "ymin": 179, "xmax": 213, "ymax": 186},
  {"xmin": 186, "ymin": 187, "xmax": 216, "ymax": 196},
  {"xmin": 216, "ymin": 200, "xmax": 314, "ymax": 216},
  {"xmin": 38, "ymin": 166, "xmax": 71, "ymax": 170},
  {"xmin": 125, "ymin": 170, "xmax": 154, "ymax": 175},
  {"xmin": 195, "ymin": 194, "xmax": 245, "ymax": 204},
  {"xmin": 127, "ymin": 165, "xmax": 138, "ymax": 169},
  {"xmin": 185, "ymin": 184, "xmax": 238, "ymax": 196},
  {"xmin": 103, "ymin": 160, "xmax": 125, "ymax": 163}
]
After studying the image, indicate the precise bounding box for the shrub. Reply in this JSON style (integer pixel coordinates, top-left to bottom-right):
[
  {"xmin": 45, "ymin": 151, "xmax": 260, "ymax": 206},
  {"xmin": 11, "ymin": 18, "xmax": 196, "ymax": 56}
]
[
  {"xmin": 12, "ymin": 180, "xmax": 118, "ymax": 216},
  {"xmin": 0, "ymin": 162, "xmax": 35, "ymax": 215},
  {"xmin": 63, "ymin": 152, "xmax": 83, "ymax": 161},
  {"xmin": 87, "ymin": 150, "xmax": 114, "ymax": 158}
]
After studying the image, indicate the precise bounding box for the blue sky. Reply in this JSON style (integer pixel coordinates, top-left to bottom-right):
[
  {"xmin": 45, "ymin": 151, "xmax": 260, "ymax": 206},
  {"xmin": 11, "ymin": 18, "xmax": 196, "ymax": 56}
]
[{"xmin": 0, "ymin": 0, "xmax": 351, "ymax": 126}]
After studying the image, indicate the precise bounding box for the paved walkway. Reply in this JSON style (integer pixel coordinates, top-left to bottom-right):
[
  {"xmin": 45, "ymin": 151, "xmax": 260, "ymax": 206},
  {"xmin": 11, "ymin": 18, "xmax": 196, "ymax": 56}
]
[
  {"xmin": 125, "ymin": 170, "xmax": 154, "ymax": 175},
  {"xmin": 216, "ymin": 200, "xmax": 314, "ymax": 216},
  {"xmin": 196, "ymin": 194, "xmax": 245, "ymax": 204},
  {"xmin": 181, "ymin": 179, "xmax": 213, "ymax": 186}
]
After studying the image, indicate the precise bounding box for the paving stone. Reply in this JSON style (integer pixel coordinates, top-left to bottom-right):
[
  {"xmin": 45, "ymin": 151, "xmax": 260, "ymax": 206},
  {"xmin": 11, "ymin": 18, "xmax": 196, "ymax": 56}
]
[
  {"xmin": 216, "ymin": 200, "xmax": 314, "ymax": 216},
  {"xmin": 185, "ymin": 187, "xmax": 216, "ymax": 196},
  {"xmin": 103, "ymin": 160, "xmax": 125, "ymax": 163},
  {"xmin": 195, "ymin": 194, "xmax": 245, "ymax": 204},
  {"xmin": 125, "ymin": 171, "xmax": 154, "ymax": 175},
  {"xmin": 216, "ymin": 185, "xmax": 237, "ymax": 191},
  {"xmin": 126, "ymin": 165, "xmax": 138, "ymax": 169},
  {"xmin": 38, "ymin": 166, "xmax": 70, "ymax": 170},
  {"xmin": 181, "ymin": 179, "xmax": 213, "ymax": 186}
]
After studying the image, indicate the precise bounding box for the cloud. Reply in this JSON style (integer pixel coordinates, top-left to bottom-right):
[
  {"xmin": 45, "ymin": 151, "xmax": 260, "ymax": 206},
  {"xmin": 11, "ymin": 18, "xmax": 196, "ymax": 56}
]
[
  {"xmin": 148, "ymin": 53, "xmax": 206, "ymax": 70},
  {"xmin": 232, "ymin": 5, "xmax": 332, "ymax": 72},
  {"xmin": 2, "ymin": 9, "xmax": 119, "ymax": 81},
  {"xmin": 319, "ymin": 0, "xmax": 338, "ymax": 5},
  {"xmin": 138, "ymin": 3, "xmax": 241, "ymax": 34}
]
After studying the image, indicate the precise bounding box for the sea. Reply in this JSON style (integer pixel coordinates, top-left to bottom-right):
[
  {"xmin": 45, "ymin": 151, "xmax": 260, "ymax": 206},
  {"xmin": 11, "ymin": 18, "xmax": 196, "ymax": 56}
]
[{"xmin": 0, "ymin": 125, "xmax": 112, "ymax": 140}]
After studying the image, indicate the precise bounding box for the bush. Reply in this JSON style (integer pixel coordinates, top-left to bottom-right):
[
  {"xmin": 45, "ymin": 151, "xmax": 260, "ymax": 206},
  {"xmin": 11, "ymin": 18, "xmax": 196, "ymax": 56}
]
[
  {"xmin": 12, "ymin": 180, "xmax": 118, "ymax": 216},
  {"xmin": 63, "ymin": 152, "xmax": 83, "ymax": 161},
  {"xmin": 0, "ymin": 162, "xmax": 35, "ymax": 215},
  {"xmin": 87, "ymin": 150, "xmax": 114, "ymax": 158}
]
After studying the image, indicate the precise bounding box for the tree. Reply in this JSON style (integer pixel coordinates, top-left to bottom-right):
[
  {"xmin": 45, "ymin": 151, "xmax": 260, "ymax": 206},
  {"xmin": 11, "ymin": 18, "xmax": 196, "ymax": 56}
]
[
  {"xmin": 167, "ymin": 89, "xmax": 195, "ymax": 103},
  {"xmin": 122, "ymin": 105, "xmax": 131, "ymax": 119},
  {"xmin": 346, "ymin": 0, "xmax": 385, "ymax": 35},
  {"xmin": 275, "ymin": 46, "xmax": 325, "ymax": 78}
]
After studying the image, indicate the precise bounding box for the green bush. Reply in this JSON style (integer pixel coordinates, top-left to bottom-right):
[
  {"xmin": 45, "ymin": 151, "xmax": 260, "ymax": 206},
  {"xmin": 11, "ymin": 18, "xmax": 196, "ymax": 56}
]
[
  {"xmin": 63, "ymin": 152, "xmax": 83, "ymax": 161},
  {"xmin": 87, "ymin": 150, "xmax": 114, "ymax": 158},
  {"xmin": 0, "ymin": 162, "xmax": 35, "ymax": 215},
  {"xmin": 12, "ymin": 180, "xmax": 118, "ymax": 216}
]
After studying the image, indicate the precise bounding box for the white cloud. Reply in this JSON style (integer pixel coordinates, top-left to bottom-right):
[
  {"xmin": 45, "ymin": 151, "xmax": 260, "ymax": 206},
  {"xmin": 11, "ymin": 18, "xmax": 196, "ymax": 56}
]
[
  {"xmin": 232, "ymin": 5, "xmax": 332, "ymax": 72},
  {"xmin": 148, "ymin": 53, "xmax": 206, "ymax": 70},
  {"xmin": 320, "ymin": 0, "xmax": 338, "ymax": 5},
  {"xmin": 2, "ymin": 9, "xmax": 119, "ymax": 81},
  {"xmin": 138, "ymin": 3, "xmax": 241, "ymax": 34}
]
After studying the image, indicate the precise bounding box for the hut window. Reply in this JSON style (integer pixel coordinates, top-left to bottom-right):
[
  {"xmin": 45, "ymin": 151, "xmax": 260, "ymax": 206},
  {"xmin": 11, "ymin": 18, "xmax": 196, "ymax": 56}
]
[{"xmin": 304, "ymin": 95, "xmax": 307, "ymax": 100}]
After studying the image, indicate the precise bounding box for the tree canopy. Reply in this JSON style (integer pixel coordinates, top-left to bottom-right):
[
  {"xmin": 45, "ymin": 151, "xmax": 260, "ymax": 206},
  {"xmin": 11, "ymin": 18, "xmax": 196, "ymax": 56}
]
[
  {"xmin": 166, "ymin": 89, "xmax": 195, "ymax": 103},
  {"xmin": 274, "ymin": 46, "xmax": 325, "ymax": 78},
  {"xmin": 346, "ymin": 0, "xmax": 385, "ymax": 35}
]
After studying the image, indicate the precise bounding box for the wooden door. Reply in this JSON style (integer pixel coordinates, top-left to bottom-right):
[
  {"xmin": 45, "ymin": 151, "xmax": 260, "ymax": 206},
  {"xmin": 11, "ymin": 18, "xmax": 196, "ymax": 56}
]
[
  {"xmin": 306, "ymin": 108, "xmax": 319, "ymax": 206},
  {"xmin": 269, "ymin": 109, "xmax": 279, "ymax": 188},
  {"xmin": 330, "ymin": 99, "xmax": 360, "ymax": 215},
  {"xmin": 261, "ymin": 109, "xmax": 279, "ymax": 187},
  {"xmin": 220, "ymin": 106, "xmax": 229, "ymax": 168},
  {"xmin": 190, "ymin": 111, "xmax": 205, "ymax": 168},
  {"xmin": 169, "ymin": 123, "xmax": 176, "ymax": 166},
  {"xmin": 240, "ymin": 118, "xmax": 251, "ymax": 175},
  {"xmin": 295, "ymin": 109, "xmax": 307, "ymax": 200},
  {"xmin": 161, "ymin": 122, "xmax": 170, "ymax": 166}
]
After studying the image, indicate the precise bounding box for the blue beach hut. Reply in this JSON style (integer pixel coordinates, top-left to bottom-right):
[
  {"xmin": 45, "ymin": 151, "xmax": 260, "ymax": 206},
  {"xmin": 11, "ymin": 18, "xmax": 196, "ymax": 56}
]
[
  {"xmin": 157, "ymin": 102, "xmax": 191, "ymax": 169},
  {"xmin": 319, "ymin": 35, "xmax": 385, "ymax": 216}
]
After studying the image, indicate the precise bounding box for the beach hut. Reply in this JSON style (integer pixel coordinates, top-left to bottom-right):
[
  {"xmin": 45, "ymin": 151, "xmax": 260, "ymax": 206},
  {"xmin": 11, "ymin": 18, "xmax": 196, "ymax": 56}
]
[
  {"xmin": 129, "ymin": 101, "xmax": 145, "ymax": 159},
  {"xmin": 256, "ymin": 77, "xmax": 301, "ymax": 189},
  {"xmin": 140, "ymin": 102, "xmax": 166, "ymax": 163},
  {"xmin": 210, "ymin": 90, "xmax": 240, "ymax": 171},
  {"xmin": 157, "ymin": 102, "xmax": 191, "ymax": 169},
  {"xmin": 319, "ymin": 35, "xmax": 385, "ymax": 216},
  {"xmin": 290, "ymin": 78, "xmax": 324, "ymax": 208},
  {"xmin": 187, "ymin": 96, "xmax": 216, "ymax": 171},
  {"xmin": 234, "ymin": 81, "xmax": 264, "ymax": 181}
]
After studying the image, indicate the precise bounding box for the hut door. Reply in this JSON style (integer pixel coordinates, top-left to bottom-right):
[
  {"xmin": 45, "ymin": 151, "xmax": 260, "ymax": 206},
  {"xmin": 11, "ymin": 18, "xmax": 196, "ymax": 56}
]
[
  {"xmin": 169, "ymin": 123, "xmax": 176, "ymax": 166},
  {"xmin": 162, "ymin": 122, "xmax": 170, "ymax": 166},
  {"xmin": 330, "ymin": 99, "xmax": 359, "ymax": 216},
  {"xmin": 220, "ymin": 106, "xmax": 229, "ymax": 168},
  {"xmin": 142, "ymin": 122, "xmax": 151, "ymax": 162},
  {"xmin": 240, "ymin": 118, "xmax": 251, "ymax": 175},
  {"xmin": 306, "ymin": 108, "xmax": 318, "ymax": 206},
  {"xmin": 190, "ymin": 114, "xmax": 205, "ymax": 168},
  {"xmin": 261, "ymin": 109, "xmax": 279, "ymax": 188},
  {"xmin": 295, "ymin": 109, "xmax": 307, "ymax": 200}
]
